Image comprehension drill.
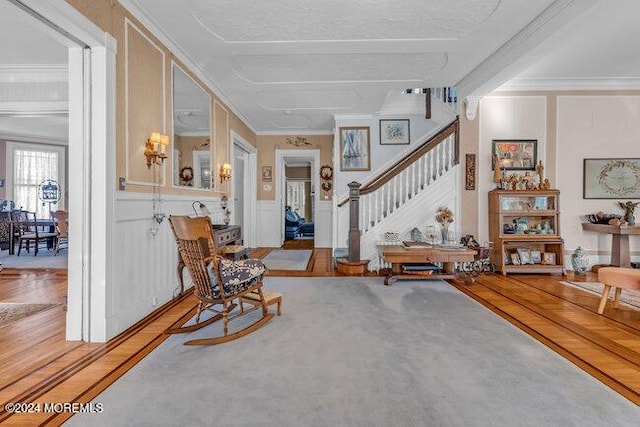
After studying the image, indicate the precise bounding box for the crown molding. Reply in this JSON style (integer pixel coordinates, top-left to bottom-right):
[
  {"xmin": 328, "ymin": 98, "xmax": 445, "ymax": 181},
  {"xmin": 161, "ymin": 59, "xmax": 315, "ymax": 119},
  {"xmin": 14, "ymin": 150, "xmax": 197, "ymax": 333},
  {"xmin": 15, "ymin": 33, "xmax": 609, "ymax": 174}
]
[
  {"xmin": 456, "ymin": 0, "xmax": 599, "ymax": 100},
  {"xmin": 498, "ymin": 77, "xmax": 640, "ymax": 91},
  {"xmin": 256, "ymin": 129, "xmax": 334, "ymax": 136},
  {"xmin": 0, "ymin": 65, "xmax": 68, "ymax": 82}
]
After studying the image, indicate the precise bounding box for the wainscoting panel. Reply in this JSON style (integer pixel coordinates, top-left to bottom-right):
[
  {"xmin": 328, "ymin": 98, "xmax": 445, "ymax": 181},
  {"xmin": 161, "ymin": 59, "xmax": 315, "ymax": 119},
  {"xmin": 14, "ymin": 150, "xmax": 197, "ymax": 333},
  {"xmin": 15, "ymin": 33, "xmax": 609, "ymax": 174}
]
[
  {"xmin": 107, "ymin": 192, "xmax": 223, "ymax": 339},
  {"xmin": 314, "ymin": 200, "xmax": 333, "ymax": 248},
  {"xmin": 256, "ymin": 200, "xmax": 280, "ymax": 247}
]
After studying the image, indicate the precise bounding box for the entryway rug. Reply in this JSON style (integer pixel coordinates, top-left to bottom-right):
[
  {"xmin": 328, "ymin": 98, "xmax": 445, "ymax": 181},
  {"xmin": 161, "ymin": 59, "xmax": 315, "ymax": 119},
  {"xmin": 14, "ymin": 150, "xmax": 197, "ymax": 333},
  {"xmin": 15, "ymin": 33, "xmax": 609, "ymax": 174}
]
[
  {"xmin": 561, "ymin": 281, "xmax": 640, "ymax": 310},
  {"xmin": 262, "ymin": 249, "xmax": 312, "ymax": 270},
  {"xmin": 0, "ymin": 302, "xmax": 60, "ymax": 328}
]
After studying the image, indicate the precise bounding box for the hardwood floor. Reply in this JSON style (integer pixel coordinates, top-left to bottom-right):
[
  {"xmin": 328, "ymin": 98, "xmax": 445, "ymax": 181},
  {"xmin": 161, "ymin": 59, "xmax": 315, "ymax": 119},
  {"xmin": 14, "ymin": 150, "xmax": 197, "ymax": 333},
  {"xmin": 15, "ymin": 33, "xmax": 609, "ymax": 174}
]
[{"xmin": 1, "ymin": 257, "xmax": 639, "ymax": 424}]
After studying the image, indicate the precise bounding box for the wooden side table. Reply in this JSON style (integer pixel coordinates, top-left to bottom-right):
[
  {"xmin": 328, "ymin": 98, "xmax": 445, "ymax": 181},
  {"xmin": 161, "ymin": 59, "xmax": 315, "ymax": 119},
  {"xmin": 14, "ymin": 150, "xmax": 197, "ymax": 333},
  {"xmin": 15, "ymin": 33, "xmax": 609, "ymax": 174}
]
[{"xmin": 240, "ymin": 290, "xmax": 282, "ymax": 316}]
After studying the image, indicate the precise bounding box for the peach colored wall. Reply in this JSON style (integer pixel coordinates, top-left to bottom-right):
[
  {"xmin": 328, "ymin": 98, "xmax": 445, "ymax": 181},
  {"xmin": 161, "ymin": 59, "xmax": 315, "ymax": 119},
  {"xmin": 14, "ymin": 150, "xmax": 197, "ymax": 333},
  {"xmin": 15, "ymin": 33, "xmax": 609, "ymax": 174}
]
[
  {"xmin": 66, "ymin": 0, "xmax": 256, "ymax": 198},
  {"xmin": 256, "ymin": 134, "xmax": 333, "ymax": 201},
  {"xmin": 459, "ymin": 105, "xmax": 480, "ymax": 236}
]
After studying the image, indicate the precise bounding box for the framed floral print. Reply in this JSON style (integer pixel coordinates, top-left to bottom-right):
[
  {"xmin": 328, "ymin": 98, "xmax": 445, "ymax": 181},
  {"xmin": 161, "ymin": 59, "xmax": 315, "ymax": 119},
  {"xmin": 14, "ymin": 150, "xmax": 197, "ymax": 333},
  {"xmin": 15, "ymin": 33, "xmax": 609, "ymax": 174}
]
[
  {"xmin": 379, "ymin": 119, "xmax": 410, "ymax": 145},
  {"xmin": 583, "ymin": 158, "xmax": 640, "ymax": 199}
]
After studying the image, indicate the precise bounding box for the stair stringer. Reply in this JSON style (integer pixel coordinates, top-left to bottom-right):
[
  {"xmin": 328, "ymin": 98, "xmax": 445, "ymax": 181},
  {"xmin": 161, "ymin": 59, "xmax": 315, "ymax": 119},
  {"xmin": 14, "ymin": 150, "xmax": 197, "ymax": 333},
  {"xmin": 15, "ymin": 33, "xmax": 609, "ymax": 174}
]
[{"xmin": 360, "ymin": 165, "xmax": 461, "ymax": 271}]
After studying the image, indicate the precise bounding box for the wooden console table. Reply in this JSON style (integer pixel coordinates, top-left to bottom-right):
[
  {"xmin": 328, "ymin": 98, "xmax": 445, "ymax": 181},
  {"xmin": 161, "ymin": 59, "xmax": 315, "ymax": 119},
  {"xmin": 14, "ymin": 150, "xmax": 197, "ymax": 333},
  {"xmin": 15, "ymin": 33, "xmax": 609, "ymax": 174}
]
[
  {"xmin": 581, "ymin": 222, "xmax": 640, "ymax": 268},
  {"xmin": 380, "ymin": 245, "xmax": 475, "ymax": 285}
]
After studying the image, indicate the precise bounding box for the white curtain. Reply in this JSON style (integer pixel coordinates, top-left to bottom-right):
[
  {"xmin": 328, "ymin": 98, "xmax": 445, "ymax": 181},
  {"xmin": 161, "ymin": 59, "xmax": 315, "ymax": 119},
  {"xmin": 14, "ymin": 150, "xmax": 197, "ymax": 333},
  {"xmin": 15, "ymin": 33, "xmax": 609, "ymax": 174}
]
[
  {"xmin": 13, "ymin": 149, "xmax": 59, "ymax": 218},
  {"xmin": 286, "ymin": 180, "xmax": 306, "ymax": 218}
]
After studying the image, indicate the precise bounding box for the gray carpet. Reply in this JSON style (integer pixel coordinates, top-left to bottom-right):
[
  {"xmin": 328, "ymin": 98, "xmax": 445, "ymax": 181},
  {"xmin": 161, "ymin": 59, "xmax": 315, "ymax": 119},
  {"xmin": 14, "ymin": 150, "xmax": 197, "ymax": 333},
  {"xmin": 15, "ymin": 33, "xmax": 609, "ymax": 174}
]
[
  {"xmin": 66, "ymin": 278, "xmax": 640, "ymax": 426},
  {"xmin": 262, "ymin": 249, "xmax": 312, "ymax": 270},
  {"xmin": 0, "ymin": 249, "xmax": 67, "ymax": 269}
]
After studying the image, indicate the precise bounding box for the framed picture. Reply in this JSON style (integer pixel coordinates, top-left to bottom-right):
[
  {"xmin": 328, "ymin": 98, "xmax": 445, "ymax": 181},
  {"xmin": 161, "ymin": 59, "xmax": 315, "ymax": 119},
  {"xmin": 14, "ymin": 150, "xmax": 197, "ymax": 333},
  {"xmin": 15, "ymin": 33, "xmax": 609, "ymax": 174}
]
[
  {"xmin": 261, "ymin": 166, "xmax": 272, "ymax": 182},
  {"xmin": 517, "ymin": 248, "xmax": 532, "ymax": 265},
  {"xmin": 530, "ymin": 250, "xmax": 542, "ymax": 264},
  {"xmin": 583, "ymin": 158, "xmax": 640, "ymax": 199},
  {"xmin": 492, "ymin": 140, "xmax": 537, "ymax": 170},
  {"xmin": 542, "ymin": 252, "xmax": 556, "ymax": 265},
  {"xmin": 465, "ymin": 153, "xmax": 476, "ymax": 190},
  {"xmin": 339, "ymin": 127, "xmax": 370, "ymax": 171},
  {"xmin": 379, "ymin": 119, "xmax": 410, "ymax": 145}
]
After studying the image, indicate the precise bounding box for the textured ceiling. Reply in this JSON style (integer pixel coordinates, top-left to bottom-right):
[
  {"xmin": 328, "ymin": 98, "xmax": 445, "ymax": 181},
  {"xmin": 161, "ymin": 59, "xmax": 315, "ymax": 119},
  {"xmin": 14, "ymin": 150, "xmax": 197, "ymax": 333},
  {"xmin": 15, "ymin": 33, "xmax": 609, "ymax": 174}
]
[
  {"xmin": 2, "ymin": 1, "xmax": 640, "ymax": 142},
  {"xmin": 128, "ymin": 0, "xmax": 557, "ymax": 133}
]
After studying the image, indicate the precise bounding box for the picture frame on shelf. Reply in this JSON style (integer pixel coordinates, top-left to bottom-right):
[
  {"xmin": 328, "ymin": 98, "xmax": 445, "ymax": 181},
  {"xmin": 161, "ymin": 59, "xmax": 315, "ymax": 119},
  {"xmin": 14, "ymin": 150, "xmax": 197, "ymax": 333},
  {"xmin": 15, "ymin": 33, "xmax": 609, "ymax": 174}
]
[
  {"xmin": 339, "ymin": 126, "xmax": 370, "ymax": 171},
  {"xmin": 517, "ymin": 247, "xmax": 532, "ymax": 264},
  {"xmin": 530, "ymin": 250, "xmax": 542, "ymax": 264},
  {"xmin": 492, "ymin": 139, "xmax": 537, "ymax": 171},
  {"xmin": 379, "ymin": 119, "xmax": 410, "ymax": 145},
  {"xmin": 583, "ymin": 158, "xmax": 640, "ymax": 199},
  {"xmin": 542, "ymin": 252, "xmax": 556, "ymax": 265}
]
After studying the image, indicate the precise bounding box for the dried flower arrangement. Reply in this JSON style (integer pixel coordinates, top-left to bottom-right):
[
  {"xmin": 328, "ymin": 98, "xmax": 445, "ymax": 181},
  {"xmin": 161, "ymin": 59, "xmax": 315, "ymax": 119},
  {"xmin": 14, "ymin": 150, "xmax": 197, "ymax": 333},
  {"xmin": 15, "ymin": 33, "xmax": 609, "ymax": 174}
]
[{"xmin": 435, "ymin": 206, "xmax": 454, "ymax": 227}]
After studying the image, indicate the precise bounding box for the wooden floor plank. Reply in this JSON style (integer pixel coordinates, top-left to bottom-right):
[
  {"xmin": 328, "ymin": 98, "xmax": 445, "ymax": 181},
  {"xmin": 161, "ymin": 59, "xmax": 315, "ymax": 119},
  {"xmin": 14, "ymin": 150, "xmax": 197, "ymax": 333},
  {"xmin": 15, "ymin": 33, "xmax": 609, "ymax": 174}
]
[{"xmin": 1, "ymin": 256, "xmax": 640, "ymax": 425}]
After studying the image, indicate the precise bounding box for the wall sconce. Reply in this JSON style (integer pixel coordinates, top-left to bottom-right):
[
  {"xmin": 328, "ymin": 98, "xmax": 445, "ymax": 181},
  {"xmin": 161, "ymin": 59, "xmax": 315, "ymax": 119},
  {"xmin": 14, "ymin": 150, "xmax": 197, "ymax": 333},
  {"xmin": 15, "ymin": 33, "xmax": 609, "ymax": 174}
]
[
  {"xmin": 145, "ymin": 131, "xmax": 169, "ymax": 168},
  {"xmin": 220, "ymin": 163, "xmax": 232, "ymax": 183}
]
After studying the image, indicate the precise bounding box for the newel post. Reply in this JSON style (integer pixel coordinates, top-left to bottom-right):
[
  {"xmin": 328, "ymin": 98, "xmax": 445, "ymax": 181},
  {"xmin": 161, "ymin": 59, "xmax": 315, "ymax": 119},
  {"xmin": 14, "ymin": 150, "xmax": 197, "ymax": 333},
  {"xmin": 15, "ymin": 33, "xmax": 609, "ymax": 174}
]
[{"xmin": 347, "ymin": 181, "xmax": 361, "ymax": 262}]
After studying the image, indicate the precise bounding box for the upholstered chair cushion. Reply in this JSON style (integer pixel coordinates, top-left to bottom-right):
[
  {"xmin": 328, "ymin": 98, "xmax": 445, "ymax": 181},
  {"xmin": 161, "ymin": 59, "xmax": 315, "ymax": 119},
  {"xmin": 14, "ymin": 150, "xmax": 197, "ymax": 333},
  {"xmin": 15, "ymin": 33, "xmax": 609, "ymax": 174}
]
[{"xmin": 207, "ymin": 257, "xmax": 267, "ymax": 298}]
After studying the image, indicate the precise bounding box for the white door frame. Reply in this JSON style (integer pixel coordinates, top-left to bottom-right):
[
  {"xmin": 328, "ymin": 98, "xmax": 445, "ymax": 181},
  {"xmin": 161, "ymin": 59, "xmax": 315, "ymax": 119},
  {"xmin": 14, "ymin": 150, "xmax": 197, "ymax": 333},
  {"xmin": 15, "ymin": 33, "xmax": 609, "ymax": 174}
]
[
  {"xmin": 231, "ymin": 130, "xmax": 257, "ymax": 247},
  {"xmin": 21, "ymin": 0, "xmax": 116, "ymax": 342},
  {"xmin": 275, "ymin": 149, "xmax": 320, "ymax": 246}
]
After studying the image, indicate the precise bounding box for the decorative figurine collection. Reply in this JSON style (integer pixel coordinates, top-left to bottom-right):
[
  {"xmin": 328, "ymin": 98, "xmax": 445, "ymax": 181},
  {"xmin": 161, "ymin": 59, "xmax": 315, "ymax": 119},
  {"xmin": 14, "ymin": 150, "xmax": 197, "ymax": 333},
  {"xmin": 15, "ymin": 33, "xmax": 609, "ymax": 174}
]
[{"xmin": 496, "ymin": 160, "xmax": 550, "ymax": 191}]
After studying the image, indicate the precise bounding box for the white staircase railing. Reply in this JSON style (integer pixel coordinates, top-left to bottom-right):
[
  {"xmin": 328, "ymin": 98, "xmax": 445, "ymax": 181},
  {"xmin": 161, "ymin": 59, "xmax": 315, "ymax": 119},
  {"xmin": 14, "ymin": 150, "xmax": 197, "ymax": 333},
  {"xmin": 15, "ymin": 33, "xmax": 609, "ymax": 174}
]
[{"xmin": 337, "ymin": 118, "xmax": 459, "ymax": 268}]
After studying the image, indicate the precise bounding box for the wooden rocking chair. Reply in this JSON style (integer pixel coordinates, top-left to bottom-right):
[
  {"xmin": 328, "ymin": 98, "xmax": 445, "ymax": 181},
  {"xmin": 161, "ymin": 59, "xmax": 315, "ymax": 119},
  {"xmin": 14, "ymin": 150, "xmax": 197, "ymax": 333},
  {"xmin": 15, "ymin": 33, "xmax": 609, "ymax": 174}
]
[{"xmin": 167, "ymin": 215, "xmax": 273, "ymax": 345}]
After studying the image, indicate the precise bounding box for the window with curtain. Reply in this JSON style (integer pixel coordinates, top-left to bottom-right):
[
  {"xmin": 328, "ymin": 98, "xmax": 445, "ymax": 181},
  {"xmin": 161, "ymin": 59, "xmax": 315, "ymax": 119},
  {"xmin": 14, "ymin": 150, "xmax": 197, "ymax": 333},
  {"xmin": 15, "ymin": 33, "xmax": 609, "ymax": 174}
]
[{"xmin": 13, "ymin": 148, "xmax": 59, "ymax": 218}]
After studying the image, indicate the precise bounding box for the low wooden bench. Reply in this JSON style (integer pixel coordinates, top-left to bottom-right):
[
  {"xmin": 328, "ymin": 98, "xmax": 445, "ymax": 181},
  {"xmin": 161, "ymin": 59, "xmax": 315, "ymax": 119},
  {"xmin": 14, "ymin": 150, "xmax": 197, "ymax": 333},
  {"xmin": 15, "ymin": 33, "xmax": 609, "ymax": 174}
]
[
  {"xmin": 240, "ymin": 290, "xmax": 282, "ymax": 316},
  {"xmin": 596, "ymin": 267, "xmax": 640, "ymax": 314}
]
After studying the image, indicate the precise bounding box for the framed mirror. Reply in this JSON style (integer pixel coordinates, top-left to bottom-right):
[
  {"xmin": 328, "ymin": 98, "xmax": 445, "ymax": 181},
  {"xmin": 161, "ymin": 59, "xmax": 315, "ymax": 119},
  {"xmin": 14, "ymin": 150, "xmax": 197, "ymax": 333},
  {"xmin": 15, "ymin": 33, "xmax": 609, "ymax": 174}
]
[{"xmin": 172, "ymin": 63, "xmax": 211, "ymax": 189}]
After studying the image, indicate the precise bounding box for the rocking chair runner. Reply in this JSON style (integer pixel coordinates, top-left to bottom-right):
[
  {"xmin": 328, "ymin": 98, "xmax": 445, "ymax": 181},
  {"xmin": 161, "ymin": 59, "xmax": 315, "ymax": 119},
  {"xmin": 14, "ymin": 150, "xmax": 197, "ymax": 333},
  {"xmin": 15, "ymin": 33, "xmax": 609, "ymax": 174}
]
[{"xmin": 168, "ymin": 215, "xmax": 274, "ymax": 345}]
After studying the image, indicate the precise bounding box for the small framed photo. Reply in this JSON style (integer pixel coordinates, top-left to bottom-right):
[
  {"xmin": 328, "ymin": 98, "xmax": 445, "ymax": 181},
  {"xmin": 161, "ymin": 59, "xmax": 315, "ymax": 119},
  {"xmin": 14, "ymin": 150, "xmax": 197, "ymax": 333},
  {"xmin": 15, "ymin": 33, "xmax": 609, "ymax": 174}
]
[
  {"xmin": 339, "ymin": 126, "xmax": 370, "ymax": 171},
  {"xmin": 492, "ymin": 139, "xmax": 537, "ymax": 171},
  {"xmin": 379, "ymin": 119, "xmax": 410, "ymax": 145},
  {"xmin": 517, "ymin": 248, "xmax": 532, "ymax": 265},
  {"xmin": 530, "ymin": 250, "xmax": 542, "ymax": 264},
  {"xmin": 504, "ymin": 249, "xmax": 511, "ymax": 265},
  {"xmin": 261, "ymin": 166, "xmax": 272, "ymax": 182},
  {"xmin": 542, "ymin": 252, "xmax": 556, "ymax": 265},
  {"xmin": 510, "ymin": 253, "xmax": 521, "ymax": 265}
]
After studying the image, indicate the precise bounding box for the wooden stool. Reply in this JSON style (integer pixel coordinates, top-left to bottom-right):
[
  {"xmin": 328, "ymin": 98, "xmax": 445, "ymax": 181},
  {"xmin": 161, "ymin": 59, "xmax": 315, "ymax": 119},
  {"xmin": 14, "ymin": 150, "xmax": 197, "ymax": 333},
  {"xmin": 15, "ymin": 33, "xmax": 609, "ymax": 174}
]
[
  {"xmin": 596, "ymin": 267, "xmax": 640, "ymax": 314},
  {"xmin": 221, "ymin": 245, "xmax": 249, "ymax": 261},
  {"xmin": 240, "ymin": 290, "xmax": 282, "ymax": 316}
]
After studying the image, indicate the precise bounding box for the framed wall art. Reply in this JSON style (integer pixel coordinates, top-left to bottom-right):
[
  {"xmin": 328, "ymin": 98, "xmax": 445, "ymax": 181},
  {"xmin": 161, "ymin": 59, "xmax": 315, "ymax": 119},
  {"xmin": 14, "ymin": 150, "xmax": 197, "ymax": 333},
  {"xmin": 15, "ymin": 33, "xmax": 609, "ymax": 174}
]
[
  {"xmin": 583, "ymin": 158, "xmax": 640, "ymax": 199},
  {"xmin": 261, "ymin": 166, "xmax": 272, "ymax": 182},
  {"xmin": 465, "ymin": 153, "xmax": 476, "ymax": 190},
  {"xmin": 492, "ymin": 139, "xmax": 537, "ymax": 170},
  {"xmin": 379, "ymin": 119, "xmax": 410, "ymax": 145},
  {"xmin": 339, "ymin": 126, "xmax": 370, "ymax": 171}
]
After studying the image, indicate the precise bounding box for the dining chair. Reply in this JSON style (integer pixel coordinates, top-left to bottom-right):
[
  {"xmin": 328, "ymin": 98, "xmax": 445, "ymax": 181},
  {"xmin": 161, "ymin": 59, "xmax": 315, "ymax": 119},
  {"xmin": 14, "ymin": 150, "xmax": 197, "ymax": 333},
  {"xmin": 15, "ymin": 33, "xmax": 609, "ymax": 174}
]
[
  {"xmin": 50, "ymin": 210, "xmax": 68, "ymax": 255},
  {"xmin": 15, "ymin": 211, "xmax": 57, "ymax": 256}
]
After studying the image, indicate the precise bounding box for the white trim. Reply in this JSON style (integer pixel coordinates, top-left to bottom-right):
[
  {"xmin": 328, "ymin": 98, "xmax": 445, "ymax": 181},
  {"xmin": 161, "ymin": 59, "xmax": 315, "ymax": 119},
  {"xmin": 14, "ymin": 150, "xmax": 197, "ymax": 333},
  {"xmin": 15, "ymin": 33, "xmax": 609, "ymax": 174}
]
[
  {"xmin": 275, "ymin": 149, "xmax": 320, "ymax": 246},
  {"xmin": 256, "ymin": 129, "xmax": 334, "ymax": 136},
  {"xmin": 0, "ymin": 64, "xmax": 68, "ymax": 82},
  {"xmin": 231, "ymin": 130, "xmax": 257, "ymax": 247},
  {"xmin": 499, "ymin": 77, "xmax": 640, "ymax": 91},
  {"xmin": 124, "ymin": 18, "xmax": 166, "ymax": 187}
]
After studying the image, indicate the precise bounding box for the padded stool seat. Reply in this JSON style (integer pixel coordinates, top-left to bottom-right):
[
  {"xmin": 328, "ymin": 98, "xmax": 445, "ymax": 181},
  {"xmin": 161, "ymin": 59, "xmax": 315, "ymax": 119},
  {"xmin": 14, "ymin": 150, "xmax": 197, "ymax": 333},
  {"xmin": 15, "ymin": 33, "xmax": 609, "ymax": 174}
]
[{"xmin": 596, "ymin": 267, "xmax": 640, "ymax": 314}]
